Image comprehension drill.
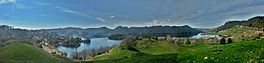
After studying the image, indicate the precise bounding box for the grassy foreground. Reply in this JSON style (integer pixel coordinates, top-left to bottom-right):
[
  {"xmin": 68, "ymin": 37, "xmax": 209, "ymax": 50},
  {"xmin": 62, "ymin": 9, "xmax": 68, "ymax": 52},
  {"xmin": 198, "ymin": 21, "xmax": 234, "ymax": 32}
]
[
  {"xmin": 0, "ymin": 44, "xmax": 68, "ymax": 63},
  {"xmin": 91, "ymin": 39, "xmax": 264, "ymax": 63}
]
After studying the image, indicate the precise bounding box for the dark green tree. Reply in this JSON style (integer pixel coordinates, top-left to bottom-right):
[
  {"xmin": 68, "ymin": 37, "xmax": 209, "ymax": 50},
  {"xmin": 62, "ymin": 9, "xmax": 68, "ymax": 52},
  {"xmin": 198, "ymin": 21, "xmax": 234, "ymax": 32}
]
[
  {"xmin": 220, "ymin": 38, "xmax": 226, "ymax": 45},
  {"xmin": 120, "ymin": 36, "xmax": 139, "ymax": 52},
  {"xmin": 227, "ymin": 38, "xmax": 233, "ymax": 44},
  {"xmin": 185, "ymin": 39, "xmax": 191, "ymax": 45}
]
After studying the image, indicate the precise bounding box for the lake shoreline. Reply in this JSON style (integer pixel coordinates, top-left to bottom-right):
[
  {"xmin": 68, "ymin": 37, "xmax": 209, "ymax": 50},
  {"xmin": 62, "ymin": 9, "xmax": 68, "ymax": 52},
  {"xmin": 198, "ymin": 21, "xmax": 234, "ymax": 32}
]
[{"xmin": 57, "ymin": 38, "xmax": 122, "ymax": 58}]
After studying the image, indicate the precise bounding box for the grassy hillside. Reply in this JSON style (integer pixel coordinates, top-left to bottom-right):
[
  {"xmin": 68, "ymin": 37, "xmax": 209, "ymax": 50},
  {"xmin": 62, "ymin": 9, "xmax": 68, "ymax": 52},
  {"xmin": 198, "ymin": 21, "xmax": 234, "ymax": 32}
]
[
  {"xmin": 216, "ymin": 16, "xmax": 264, "ymax": 31},
  {"xmin": 0, "ymin": 44, "xmax": 69, "ymax": 63},
  {"xmin": 218, "ymin": 26, "xmax": 253, "ymax": 36},
  {"xmin": 135, "ymin": 39, "xmax": 189, "ymax": 55},
  {"xmin": 91, "ymin": 38, "xmax": 264, "ymax": 63},
  {"xmin": 178, "ymin": 39, "xmax": 264, "ymax": 63},
  {"xmin": 217, "ymin": 25, "xmax": 264, "ymax": 41}
]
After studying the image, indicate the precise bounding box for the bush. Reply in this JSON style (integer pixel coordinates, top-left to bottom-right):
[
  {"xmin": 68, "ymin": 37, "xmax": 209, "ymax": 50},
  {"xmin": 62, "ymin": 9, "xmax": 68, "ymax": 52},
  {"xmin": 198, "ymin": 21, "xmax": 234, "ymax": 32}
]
[
  {"xmin": 220, "ymin": 38, "xmax": 226, "ymax": 45},
  {"xmin": 227, "ymin": 38, "xmax": 233, "ymax": 44},
  {"xmin": 185, "ymin": 39, "xmax": 191, "ymax": 45},
  {"xmin": 120, "ymin": 36, "xmax": 139, "ymax": 52}
]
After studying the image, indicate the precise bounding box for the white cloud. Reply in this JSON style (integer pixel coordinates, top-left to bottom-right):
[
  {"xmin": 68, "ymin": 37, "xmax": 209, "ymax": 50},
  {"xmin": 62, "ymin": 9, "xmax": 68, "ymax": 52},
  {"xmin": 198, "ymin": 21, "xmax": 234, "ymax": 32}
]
[
  {"xmin": 144, "ymin": 19, "xmax": 176, "ymax": 26},
  {"xmin": 95, "ymin": 15, "xmax": 116, "ymax": 23},
  {"xmin": 55, "ymin": 6, "xmax": 93, "ymax": 18},
  {"xmin": 0, "ymin": 0, "xmax": 16, "ymax": 4},
  {"xmin": 32, "ymin": 2, "xmax": 50, "ymax": 5},
  {"xmin": 38, "ymin": 14, "xmax": 60, "ymax": 18},
  {"xmin": 54, "ymin": 6, "xmax": 112, "ymax": 23},
  {"xmin": 15, "ymin": 3, "xmax": 30, "ymax": 9},
  {"xmin": 96, "ymin": 17, "xmax": 106, "ymax": 22},
  {"xmin": 0, "ymin": 0, "xmax": 29, "ymax": 9},
  {"xmin": 110, "ymin": 16, "xmax": 115, "ymax": 18}
]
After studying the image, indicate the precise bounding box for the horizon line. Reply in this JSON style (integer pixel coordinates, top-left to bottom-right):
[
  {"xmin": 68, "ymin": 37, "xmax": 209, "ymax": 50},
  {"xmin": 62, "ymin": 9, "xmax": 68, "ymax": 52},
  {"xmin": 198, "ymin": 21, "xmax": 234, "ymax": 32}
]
[{"xmin": 0, "ymin": 24, "xmax": 214, "ymax": 30}]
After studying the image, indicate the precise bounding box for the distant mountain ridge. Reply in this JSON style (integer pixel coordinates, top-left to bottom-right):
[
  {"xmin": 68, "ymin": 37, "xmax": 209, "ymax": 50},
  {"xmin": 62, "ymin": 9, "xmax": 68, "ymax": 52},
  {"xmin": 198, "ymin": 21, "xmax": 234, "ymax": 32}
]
[
  {"xmin": 44, "ymin": 25, "xmax": 202, "ymax": 38},
  {"xmin": 43, "ymin": 27, "xmax": 112, "ymax": 38}
]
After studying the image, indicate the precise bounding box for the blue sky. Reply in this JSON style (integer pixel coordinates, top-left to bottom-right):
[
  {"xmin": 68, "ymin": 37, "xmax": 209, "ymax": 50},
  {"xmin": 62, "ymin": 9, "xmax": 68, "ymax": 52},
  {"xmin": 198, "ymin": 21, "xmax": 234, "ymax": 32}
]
[{"xmin": 0, "ymin": 0, "xmax": 264, "ymax": 29}]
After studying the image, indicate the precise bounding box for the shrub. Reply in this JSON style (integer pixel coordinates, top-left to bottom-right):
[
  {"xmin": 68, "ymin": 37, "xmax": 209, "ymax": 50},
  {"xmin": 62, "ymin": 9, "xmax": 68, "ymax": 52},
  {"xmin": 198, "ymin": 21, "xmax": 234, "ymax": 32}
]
[
  {"xmin": 120, "ymin": 36, "xmax": 139, "ymax": 52},
  {"xmin": 227, "ymin": 38, "xmax": 233, "ymax": 44},
  {"xmin": 220, "ymin": 38, "xmax": 226, "ymax": 45},
  {"xmin": 185, "ymin": 39, "xmax": 191, "ymax": 45}
]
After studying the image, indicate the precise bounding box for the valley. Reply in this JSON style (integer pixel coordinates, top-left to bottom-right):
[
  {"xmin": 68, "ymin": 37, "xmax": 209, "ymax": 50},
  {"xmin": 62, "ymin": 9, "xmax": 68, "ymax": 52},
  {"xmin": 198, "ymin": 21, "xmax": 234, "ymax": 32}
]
[
  {"xmin": 0, "ymin": 16, "xmax": 263, "ymax": 63},
  {"xmin": 1, "ymin": 0, "xmax": 264, "ymax": 63}
]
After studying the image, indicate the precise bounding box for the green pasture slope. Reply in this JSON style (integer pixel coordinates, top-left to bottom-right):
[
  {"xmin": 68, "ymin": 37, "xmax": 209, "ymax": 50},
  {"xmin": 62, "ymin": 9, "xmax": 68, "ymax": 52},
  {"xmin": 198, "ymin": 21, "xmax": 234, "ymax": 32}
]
[
  {"xmin": 91, "ymin": 39, "xmax": 264, "ymax": 63},
  {"xmin": 0, "ymin": 44, "xmax": 69, "ymax": 63}
]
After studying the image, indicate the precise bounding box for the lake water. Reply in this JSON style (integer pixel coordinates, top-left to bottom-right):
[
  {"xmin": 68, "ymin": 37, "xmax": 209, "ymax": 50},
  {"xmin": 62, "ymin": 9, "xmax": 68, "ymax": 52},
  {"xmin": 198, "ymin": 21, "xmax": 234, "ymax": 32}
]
[
  {"xmin": 191, "ymin": 33, "xmax": 219, "ymax": 38},
  {"xmin": 57, "ymin": 38, "xmax": 122, "ymax": 58},
  {"xmin": 57, "ymin": 33, "xmax": 218, "ymax": 58}
]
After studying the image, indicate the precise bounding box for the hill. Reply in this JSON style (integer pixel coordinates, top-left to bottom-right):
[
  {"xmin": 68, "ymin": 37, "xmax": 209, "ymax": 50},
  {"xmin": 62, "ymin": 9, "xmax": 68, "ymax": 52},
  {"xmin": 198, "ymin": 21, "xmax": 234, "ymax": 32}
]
[
  {"xmin": 44, "ymin": 27, "xmax": 112, "ymax": 38},
  {"xmin": 0, "ymin": 25, "xmax": 85, "ymax": 47},
  {"xmin": 45, "ymin": 25, "xmax": 202, "ymax": 39},
  {"xmin": 218, "ymin": 25, "xmax": 264, "ymax": 41},
  {"xmin": 215, "ymin": 16, "xmax": 264, "ymax": 41},
  {"xmin": 90, "ymin": 38, "xmax": 264, "ymax": 63},
  {"xmin": 216, "ymin": 16, "xmax": 264, "ymax": 31},
  {"xmin": 0, "ymin": 44, "xmax": 69, "ymax": 63},
  {"xmin": 111, "ymin": 25, "xmax": 201, "ymax": 37}
]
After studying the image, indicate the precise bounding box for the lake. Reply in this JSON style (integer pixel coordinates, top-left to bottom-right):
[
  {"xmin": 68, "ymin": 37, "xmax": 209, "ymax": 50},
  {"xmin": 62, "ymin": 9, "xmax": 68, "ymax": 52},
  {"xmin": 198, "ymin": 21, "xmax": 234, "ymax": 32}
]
[
  {"xmin": 57, "ymin": 38, "xmax": 122, "ymax": 58},
  {"xmin": 191, "ymin": 33, "xmax": 219, "ymax": 38},
  {"xmin": 57, "ymin": 33, "xmax": 217, "ymax": 58}
]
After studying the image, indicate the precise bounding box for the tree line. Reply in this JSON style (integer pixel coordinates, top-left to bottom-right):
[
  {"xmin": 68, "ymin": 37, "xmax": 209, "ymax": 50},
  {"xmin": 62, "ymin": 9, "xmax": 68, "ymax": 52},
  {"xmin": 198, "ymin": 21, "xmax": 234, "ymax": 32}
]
[{"xmin": 70, "ymin": 45, "xmax": 117, "ymax": 60}]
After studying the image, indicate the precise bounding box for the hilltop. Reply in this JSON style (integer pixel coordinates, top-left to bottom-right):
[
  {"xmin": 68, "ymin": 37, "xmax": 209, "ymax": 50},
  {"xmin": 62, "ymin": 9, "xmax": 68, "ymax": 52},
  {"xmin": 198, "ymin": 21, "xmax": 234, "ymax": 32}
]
[
  {"xmin": 216, "ymin": 16, "xmax": 264, "ymax": 41},
  {"xmin": 216, "ymin": 16, "xmax": 264, "ymax": 31}
]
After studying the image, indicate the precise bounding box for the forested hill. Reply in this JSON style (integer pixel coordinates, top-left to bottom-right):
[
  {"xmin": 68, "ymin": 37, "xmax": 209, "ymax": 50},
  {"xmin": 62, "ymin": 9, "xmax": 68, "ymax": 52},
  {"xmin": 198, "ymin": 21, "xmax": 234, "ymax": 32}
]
[
  {"xmin": 216, "ymin": 16, "xmax": 264, "ymax": 31},
  {"xmin": 44, "ymin": 25, "xmax": 202, "ymax": 38},
  {"xmin": 0, "ymin": 25, "xmax": 84, "ymax": 47},
  {"xmin": 0, "ymin": 25, "xmax": 59, "ymax": 47},
  {"xmin": 110, "ymin": 25, "xmax": 201, "ymax": 37},
  {"xmin": 43, "ymin": 27, "xmax": 112, "ymax": 38}
]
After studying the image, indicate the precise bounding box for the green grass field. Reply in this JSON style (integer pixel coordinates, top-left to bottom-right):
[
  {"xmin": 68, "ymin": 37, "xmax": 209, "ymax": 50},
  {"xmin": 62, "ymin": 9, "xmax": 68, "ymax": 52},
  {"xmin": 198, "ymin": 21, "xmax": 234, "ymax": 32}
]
[
  {"xmin": 177, "ymin": 39, "xmax": 264, "ymax": 63},
  {"xmin": 0, "ymin": 44, "xmax": 69, "ymax": 63},
  {"xmin": 91, "ymin": 39, "xmax": 264, "ymax": 63},
  {"xmin": 0, "ymin": 38, "xmax": 263, "ymax": 63}
]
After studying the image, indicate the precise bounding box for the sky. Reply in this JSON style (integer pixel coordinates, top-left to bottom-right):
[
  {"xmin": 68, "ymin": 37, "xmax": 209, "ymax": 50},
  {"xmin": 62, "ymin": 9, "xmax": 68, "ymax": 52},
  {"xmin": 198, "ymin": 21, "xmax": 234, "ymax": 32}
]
[{"xmin": 0, "ymin": 0, "xmax": 264, "ymax": 29}]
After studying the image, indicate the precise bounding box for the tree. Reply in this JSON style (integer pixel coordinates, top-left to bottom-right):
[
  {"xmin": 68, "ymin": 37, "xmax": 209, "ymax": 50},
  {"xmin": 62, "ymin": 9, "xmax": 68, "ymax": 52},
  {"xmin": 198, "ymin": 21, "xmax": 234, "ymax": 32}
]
[
  {"xmin": 220, "ymin": 38, "xmax": 226, "ymax": 45},
  {"xmin": 120, "ymin": 36, "xmax": 139, "ymax": 52},
  {"xmin": 71, "ymin": 51, "xmax": 79, "ymax": 59},
  {"xmin": 227, "ymin": 38, "xmax": 233, "ymax": 44},
  {"xmin": 185, "ymin": 39, "xmax": 191, "ymax": 45}
]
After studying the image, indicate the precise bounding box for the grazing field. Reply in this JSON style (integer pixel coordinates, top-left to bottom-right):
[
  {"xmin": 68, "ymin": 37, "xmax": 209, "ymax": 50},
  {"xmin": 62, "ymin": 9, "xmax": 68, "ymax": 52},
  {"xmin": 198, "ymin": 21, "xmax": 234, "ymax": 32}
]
[
  {"xmin": 91, "ymin": 39, "xmax": 264, "ymax": 63},
  {"xmin": 177, "ymin": 39, "xmax": 264, "ymax": 63},
  {"xmin": 0, "ymin": 44, "xmax": 69, "ymax": 63}
]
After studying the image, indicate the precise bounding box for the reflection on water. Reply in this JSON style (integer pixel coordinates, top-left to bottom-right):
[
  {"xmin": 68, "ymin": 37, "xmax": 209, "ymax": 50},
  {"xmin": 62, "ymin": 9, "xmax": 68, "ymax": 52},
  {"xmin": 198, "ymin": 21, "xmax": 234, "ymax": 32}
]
[{"xmin": 57, "ymin": 38, "xmax": 121, "ymax": 57}]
